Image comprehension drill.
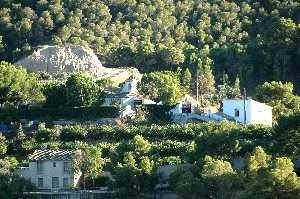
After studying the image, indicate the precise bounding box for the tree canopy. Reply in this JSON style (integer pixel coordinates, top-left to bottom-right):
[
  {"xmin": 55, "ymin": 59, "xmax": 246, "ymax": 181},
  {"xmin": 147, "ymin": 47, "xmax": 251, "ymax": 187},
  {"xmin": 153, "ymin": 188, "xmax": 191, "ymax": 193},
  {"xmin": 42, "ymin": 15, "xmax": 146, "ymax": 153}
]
[
  {"xmin": 0, "ymin": 0, "xmax": 300, "ymax": 91},
  {"xmin": 138, "ymin": 71, "xmax": 183, "ymax": 105},
  {"xmin": 0, "ymin": 61, "xmax": 43, "ymax": 106}
]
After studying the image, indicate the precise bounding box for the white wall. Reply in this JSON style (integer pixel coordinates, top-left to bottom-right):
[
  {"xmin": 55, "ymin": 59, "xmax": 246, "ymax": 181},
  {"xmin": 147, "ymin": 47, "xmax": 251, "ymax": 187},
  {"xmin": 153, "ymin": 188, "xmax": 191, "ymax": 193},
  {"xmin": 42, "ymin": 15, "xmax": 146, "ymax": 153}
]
[
  {"xmin": 169, "ymin": 103, "xmax": 197, "ymax": 115},
  {"xmin": 223, "ymin": 99, "xmax": 272, "ymax": 126},
  {"xmin": 223, "ymin": 99, "xmax": 251, "ymax": 124},
  {"xmin": 28, "ymin": 160, "xmax": 80, "ymax": 190},
  {"xmin": 121, "ymin": 79, "xmax": 139, "ymax": 94},
  {"xmin": 121, "ymin": 97, "xmax": 135, "ymax": 107},
  {"xmin": 17, "ymin": 167, "xmax": 30, "ymax": 179},
  {"xmin": 249, "ymin": 100, "xmax": 272, "ymax": 126}
]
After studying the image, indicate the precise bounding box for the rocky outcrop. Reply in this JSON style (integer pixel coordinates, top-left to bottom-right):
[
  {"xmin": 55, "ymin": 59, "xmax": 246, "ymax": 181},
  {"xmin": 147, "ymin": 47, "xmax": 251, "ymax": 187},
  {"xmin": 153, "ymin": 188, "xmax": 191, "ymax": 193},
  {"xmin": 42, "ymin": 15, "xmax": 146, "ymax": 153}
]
[{"xmin": 15, "ymin": 45, "xmax": 141, "ymax": 83}]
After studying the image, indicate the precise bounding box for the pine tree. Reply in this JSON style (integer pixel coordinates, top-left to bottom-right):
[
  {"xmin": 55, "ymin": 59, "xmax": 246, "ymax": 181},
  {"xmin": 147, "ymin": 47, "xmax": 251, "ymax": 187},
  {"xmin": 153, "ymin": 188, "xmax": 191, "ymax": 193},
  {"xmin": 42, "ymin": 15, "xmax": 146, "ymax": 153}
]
[
  {"xmin": 181, "ymin": 68, "xmax": 192, "ymax": 94},
  {"xmin": 232, "ymin": 75, "xmax": 241, "ymax": 98},
  {"xmin": 222, "ymin": 72, "xmax": 229, "ymax": 85},
  {"xmin": 196, "ymin": 58, "xmax": 215, "ymax": 107}
]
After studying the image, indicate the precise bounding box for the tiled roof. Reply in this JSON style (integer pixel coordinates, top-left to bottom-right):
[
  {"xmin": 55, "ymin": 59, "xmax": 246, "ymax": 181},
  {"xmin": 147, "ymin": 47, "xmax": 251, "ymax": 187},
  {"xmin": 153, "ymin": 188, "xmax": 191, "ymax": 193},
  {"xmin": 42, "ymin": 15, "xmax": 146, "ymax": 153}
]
[{"xmin": 29, "ymin": 149, "xmax": 79, "ymax": 161}]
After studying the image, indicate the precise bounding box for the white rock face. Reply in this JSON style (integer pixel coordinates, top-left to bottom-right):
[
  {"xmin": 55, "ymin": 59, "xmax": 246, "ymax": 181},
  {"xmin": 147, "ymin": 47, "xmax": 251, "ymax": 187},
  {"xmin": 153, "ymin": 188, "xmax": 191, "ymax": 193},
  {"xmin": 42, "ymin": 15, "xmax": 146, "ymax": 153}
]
[{"xmin": 15, "ymin": 45, "xmax": 141, "ymax": 83}]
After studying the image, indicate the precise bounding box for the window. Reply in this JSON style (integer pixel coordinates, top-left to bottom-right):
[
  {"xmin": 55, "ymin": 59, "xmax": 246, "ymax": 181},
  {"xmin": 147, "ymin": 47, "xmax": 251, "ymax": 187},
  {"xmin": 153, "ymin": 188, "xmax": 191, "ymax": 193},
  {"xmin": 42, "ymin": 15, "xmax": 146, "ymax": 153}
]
[
  {"xmin": 234, "ymin": 109, "xmax": 240, "ymax": 117},
  {"xmin": 38, "ymin": 178, "xmax": 43, "ymax": 188},
  {"xmin": 63, "ymin": 178, "xmax": 69, "ymax": 188},
  {"xmin": 64, "ymin": 162, "xmax": 71, "ymax": 173},
  {"xmin": 53, "ymin": 162, "xmax": 56, "ymax": 167},
  {"xmin": 52, "ymin": 177, "xmax": 59, "ymax": 188},
  {"xmin": 37, "ymin": 161, "xmax": 43, "ymax": 174}
]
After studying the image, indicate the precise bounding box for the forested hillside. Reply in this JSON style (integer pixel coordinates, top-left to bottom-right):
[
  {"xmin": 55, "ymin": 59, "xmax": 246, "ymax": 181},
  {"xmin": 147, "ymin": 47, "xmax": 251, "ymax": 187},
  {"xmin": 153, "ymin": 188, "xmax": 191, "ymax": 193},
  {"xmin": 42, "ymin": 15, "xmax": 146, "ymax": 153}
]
[{"xmin": 1, "ymin": 0, "xmax": 300, "ymax": 90}]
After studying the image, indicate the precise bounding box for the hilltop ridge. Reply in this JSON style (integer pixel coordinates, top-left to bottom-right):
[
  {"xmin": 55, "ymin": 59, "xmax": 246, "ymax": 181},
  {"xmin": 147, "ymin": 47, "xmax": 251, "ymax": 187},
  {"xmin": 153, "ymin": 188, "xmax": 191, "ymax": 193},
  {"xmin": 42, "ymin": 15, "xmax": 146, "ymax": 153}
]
[{"xmin": 15, "ymin": 45, "xmax": 141, "ymax": 83}]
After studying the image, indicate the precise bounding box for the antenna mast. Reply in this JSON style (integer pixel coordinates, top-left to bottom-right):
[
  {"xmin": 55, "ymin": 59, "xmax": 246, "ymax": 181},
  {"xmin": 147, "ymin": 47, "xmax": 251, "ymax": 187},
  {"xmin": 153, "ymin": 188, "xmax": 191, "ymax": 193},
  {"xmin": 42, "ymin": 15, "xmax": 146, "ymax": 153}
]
[{"xmin": 243, "ymin": 88, "xmax": 247, "ymax": 124}]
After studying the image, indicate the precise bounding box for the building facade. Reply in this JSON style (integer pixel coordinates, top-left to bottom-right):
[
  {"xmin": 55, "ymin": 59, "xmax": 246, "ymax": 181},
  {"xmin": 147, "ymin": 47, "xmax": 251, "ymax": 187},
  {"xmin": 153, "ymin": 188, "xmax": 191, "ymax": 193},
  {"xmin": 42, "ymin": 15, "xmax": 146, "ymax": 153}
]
[
  {"xmin": 222, "ymin": 99, "xmax": 272, "ymax": 126},
  {"xmin": 18, "ymin": 149, "xmax": 82, "ymax": 191}
]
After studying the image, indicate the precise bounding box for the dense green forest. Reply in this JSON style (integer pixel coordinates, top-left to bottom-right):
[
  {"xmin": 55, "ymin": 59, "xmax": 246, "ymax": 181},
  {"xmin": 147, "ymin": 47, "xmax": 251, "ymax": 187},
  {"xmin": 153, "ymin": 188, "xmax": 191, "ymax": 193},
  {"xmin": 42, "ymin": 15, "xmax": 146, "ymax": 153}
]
[{"xmin": 0, "ymin": 0, "xmax": 300, "ymax": 90}]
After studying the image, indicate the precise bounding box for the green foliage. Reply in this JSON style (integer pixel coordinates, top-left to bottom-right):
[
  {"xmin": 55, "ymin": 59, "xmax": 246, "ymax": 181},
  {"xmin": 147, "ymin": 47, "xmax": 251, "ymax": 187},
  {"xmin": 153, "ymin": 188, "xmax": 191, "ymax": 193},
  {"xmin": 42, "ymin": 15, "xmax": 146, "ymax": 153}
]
[
  {"xmin": 180, "ymin": 68, "xmax": 192, "ymax": 94},
  {"xmin": 138, "ymin": 71, "xmax": 183, "ymax": 105},
  {"xmin": 42, "ymin": 82, "xmax": 67, "ymax": 107},
  {"xmin": 241, "ymin": 148, "xmax": 300, "ymax": 199},
  {"xmin": 128, "ymin": 135, "xmax": 151, "ymax": 157},
  {"xmin": 109, "ymin": 136, "xmax": 157, "ymax": 198},
  {"xmin": 65, "ymin": 73, "xmax": 100, "ymax": 107},
  {"xmin": 1, "ymin": 114, "xmax": 300, "ymax": 197},
  {"xmin": 196, "ymin": 55, "xmax": 215, "ymax": 106},
  {"xmin": 111, "ymin": 151, "xmax": 156, "ymax": 198},
  {"xmin": 142, "ymin": 104, "xmax": 174, "ymax": 124},
  {"xmin": 79, "ymin": 146, "xmax": 104, "ymax": 189},
  {"xmin": 246, "ymin": 146, "xmax": 270, "ymax": 173},
  {"xmin": 43, "ymin": 74, "xmax": 107, "ymax": 108},
  {"xmin": 214, "ymin": 73, "xmax": 242, "ymax": 104},
  {"xmin": 0, "ymin": 106, "xmax": 119, "ymax": 121},
  {"xmin": 0, "ymin": 157, "xmax": 36, "ymax": 199},
  {"xmin": 36, "ymin": 127, "xmax": 60, "ymax": 142},
  {"xmin": 0, "ymin": 62, "xmax": 43, "ymax": 106},
  {"xmin": 8, "ymin": 125, "xmax": 35, "ymax": 156},
  {"xmin": 233, "ymin": 75, "xmax": 241, "ymax": 98},
  {"xmin": 256, "ymin": 81, "xmax": 300, "ymax": 121},
  {"xmin": 0, "ymin": 0, "xmax": 300, "ymax": 92},
  {"xmin": 151, "ymin": 140, "xmax": 195, "ymax": 159},
  {"xmin": 60, "ymin": 125, "xmax": 87, "ymax": 142},
  {"xmin": 0, "ymin": 134, "xmax": 7, "ymax": 155},
  {"xmin": 195, "ymin": 122, "xmax": 273, "ymax": 159},
  {"xmin": 201, "ymin": 156, "xmax": 235, "ymax": 178},
  {"xmin": 275, "ymin": 112, "xmax": 300, "ymax": 156},
  {"xmin": 172, "ymin": 147, "xmax": 300, "ymax": 199}
]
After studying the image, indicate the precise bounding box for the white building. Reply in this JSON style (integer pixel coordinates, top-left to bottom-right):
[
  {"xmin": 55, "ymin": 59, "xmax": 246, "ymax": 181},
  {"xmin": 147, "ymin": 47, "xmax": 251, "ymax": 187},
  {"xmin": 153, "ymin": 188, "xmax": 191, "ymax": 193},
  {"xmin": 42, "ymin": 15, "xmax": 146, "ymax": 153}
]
[
  {"xmin": 103, "ymin": 76, "xmax": 156, "ymax": 117},
  {"xmin": 169, "ymin": 95, "xmax": 199, "ymax": 115},
  {"xmin": 222, "ymin": 99, "xmax": 272, "ymax": 126},
  {"xmin": 18, "ymin": 149, "xmax": 82, "ymax": 191}
]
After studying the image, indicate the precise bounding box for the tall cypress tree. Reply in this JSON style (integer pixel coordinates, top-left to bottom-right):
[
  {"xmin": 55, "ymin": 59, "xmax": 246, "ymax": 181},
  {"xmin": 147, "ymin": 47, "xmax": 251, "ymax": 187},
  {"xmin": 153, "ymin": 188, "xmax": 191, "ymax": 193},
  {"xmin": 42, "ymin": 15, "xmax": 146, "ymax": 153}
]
[
  {"xmin": 196, "ymin": 58, "xmax": 215, "ymax": 107},
  {"xmin": 181, "ymin": 68, "xmax": 192, "ymax": 94},
  {"xmin": 232, "ymin": 75, "xmax": 241, "ymax": 98}
]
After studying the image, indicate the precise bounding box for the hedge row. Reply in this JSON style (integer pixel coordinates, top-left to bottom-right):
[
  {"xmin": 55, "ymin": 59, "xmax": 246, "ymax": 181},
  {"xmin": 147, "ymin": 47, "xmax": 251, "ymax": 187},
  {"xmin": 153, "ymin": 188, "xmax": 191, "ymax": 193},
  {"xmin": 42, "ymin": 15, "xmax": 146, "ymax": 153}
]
[
  {"xmin": 33, "ymin": 122, "xmax": 272, "ymax": 146},
  {"xmin": 0, "ymin": 106, "xmax": 119, "ymax": 121}
]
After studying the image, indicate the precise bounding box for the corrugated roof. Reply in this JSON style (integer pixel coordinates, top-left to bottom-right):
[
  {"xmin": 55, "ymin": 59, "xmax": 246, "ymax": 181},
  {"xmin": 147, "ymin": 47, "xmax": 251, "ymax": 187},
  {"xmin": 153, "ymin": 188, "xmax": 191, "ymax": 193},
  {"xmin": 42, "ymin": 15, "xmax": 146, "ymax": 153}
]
[{"xmin": 29, "ymin": 149, "xmax": 79, "ymax": 161}]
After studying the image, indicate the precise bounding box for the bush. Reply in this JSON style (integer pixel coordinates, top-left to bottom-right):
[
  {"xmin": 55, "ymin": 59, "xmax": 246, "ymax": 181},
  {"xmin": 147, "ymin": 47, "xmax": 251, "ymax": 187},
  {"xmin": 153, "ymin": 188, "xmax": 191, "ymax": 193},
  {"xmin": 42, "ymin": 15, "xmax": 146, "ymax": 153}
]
[
  {"xmin": 156, "ymin": 156, "xmax": 183, "ymax": 166},
  {"xmin": 87, "ymin": 125, "xmax": 115, "ymax": 141},
  {"xmin": 143, "ymin": 104, "xmax": 175, "ymax": 124},
  {"xmin": 35, "ymin": 128, "xmax": 60, "ymax": 142},
  {"xmin": 60, "ymin": 126, "xmax": 88, "ymax": 142},
  {"xmin": 151, "ymin": 140, "xmax": 195, "ymax": 158},
  {"xmin": 0, "ymin": 106, "xmax": 119, "ymax": 121}
]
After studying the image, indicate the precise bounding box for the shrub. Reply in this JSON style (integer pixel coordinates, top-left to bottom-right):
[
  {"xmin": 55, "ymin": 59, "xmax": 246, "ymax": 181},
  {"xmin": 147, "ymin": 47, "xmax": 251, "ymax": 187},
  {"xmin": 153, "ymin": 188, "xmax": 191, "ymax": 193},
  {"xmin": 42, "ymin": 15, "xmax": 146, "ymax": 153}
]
[
  {"xmin": 0, "ymin": 106, "xmax": 120, "ymax": 121},
  {"xmin": 60, "ymin": 126, "xmax": 87, "ymax": 142},
  {"xmin": 36, "ymin": 128, "xmax": 60, "ymax": 142}
]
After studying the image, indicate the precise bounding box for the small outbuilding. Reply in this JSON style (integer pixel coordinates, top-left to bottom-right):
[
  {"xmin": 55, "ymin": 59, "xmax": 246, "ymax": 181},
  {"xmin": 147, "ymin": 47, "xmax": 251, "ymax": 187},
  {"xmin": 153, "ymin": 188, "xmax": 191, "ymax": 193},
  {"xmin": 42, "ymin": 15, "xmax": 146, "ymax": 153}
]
[
  {"xmin": 169, "ymin": 95, "xmax": 200, "ymax": 115},
  {"xmin": 222, "ymin": 99, "xmax": 272, "ymax": 126}
]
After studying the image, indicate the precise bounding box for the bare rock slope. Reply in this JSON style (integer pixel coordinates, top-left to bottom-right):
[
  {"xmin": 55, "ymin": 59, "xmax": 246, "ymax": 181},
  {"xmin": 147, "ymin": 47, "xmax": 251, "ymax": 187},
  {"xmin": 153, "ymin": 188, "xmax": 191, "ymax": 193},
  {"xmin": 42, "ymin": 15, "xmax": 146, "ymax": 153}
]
[{"xmin": 15, "ymin": 45, "xmax": 141, "ymax": 83}]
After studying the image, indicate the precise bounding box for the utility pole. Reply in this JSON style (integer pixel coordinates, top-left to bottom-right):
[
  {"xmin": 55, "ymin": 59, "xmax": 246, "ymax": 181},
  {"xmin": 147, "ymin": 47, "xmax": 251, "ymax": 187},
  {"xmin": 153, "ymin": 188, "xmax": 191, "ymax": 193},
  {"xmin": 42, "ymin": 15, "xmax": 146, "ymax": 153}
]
[
  {"xmin": 243, "ymin": 88, "xmax": 247, "ymax": 124},
  {"xmin": 196, "ymin": 68, "xmax": 199, "ymax": 108}
]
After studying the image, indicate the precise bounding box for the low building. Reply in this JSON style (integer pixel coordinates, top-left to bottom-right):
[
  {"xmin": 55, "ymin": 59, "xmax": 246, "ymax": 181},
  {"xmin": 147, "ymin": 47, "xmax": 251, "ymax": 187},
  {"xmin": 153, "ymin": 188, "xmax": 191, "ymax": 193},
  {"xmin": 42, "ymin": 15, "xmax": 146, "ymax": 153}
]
[
  {"xmin": 169, "ymin": 95, "xmax": 199, "ymax": 115},
  {"xmin": 18, "ymin": 149, "xmax": 82, "ymax": 191},
  {"xmin": 103, "ymin": 76, "xmax": 156, "ymax": 117},
  {"xmin": 222, "ymin": 99, "xmax": 272, "ymax": 126}
]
